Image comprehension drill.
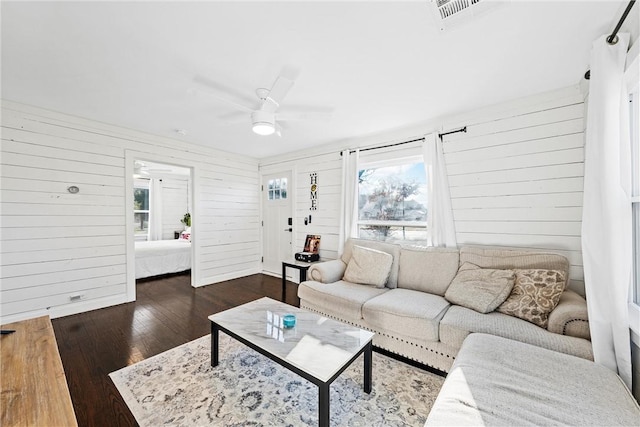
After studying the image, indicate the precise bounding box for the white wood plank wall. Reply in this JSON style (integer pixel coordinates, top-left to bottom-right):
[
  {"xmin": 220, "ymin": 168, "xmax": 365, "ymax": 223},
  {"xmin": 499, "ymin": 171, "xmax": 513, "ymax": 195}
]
[
  {"xmin": 161, "ymin": 176, "xmax": 189, "ymax": 239},
  {"xmin": 294, "ymin": 153, "xmax": 343, "ymax": 261},
  {"xmin": 442, "ymin": 93, "xmax": 585, "ymax": 294},
  {"xmin": 260, "ymin": 86, "xmax": 586, "ymax": 294},
  {"xmin": 0, "ymin": 101, "xmax": 260, "ymax": 323}
]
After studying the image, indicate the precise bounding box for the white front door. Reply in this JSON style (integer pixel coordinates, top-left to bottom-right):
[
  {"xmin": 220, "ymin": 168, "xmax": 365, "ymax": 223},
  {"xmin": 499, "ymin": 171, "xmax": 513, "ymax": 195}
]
[{"xmin": 262, "ymin": 171, "xmax": 293, "ymax": 275}]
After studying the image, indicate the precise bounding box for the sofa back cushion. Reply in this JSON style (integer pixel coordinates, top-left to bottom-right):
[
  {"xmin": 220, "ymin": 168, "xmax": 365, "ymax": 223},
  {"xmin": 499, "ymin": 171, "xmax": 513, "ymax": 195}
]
[
  {"xmin": 397, "ymin": 247, "xmax": 460, "ymax": 296},
  {"xmin": 343, "ymin": 245, "xmax": 393, "ymax": 288},
  {"xmin": 341, "ymin": 238, "xmax": 401, "ymax": 288},
  {"xmin": 459, "ymin": 246, "xmax": 570, "ymax": 281}
]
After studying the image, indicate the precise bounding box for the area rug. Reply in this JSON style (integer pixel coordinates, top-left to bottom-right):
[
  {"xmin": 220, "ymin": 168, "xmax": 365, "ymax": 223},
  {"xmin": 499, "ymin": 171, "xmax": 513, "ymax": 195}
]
[{"xmin": 109, "ymin": 334, "xmax": 444, "ymax": 426}]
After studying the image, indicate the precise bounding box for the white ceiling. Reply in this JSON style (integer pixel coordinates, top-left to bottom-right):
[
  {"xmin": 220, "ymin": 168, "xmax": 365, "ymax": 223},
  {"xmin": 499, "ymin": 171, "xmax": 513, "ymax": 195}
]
[{"xmin": 1, "ymin": 1, "xmax": 636, "ymax": 159}]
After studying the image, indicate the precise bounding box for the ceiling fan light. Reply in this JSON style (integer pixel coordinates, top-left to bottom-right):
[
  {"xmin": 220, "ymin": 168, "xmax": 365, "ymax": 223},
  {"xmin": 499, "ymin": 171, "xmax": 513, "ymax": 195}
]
[{"xmin": 252, "ymin": 122, "xmax": 275, "ymax": 135}]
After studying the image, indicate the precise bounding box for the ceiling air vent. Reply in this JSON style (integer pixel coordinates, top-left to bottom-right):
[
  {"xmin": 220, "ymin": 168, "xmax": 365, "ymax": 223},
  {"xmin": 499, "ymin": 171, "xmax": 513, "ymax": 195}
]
[
  {"xmin": 436, "ymin": 0, "xmax": 478, "ymax": 19},
  {"xmin": 429, "ymin": 0, "xmax": 506, "ymax": 31}
]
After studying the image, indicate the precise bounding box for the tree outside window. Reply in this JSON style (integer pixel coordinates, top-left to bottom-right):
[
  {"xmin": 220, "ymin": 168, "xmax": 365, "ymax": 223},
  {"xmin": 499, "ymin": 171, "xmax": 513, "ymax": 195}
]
[{"xmin": 357, "ymin": 161, "xmax": 427, "ymax": 242}]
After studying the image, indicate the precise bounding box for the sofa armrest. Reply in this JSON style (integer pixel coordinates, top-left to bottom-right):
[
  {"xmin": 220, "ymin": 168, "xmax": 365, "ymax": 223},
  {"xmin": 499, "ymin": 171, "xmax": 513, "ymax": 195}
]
[
  {"xmin": 307, "ymin": 259, "xmax": 347, "ymax": 283},
  {"xmin": 547, "ymin": 289, "xmax": 590, "ymax": 340}
]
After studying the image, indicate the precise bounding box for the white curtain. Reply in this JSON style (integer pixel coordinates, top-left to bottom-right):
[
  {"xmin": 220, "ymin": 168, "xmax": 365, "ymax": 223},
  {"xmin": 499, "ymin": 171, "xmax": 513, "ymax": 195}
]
[
  {"xmin": 423, "ymin": 133, "xmax": 457, "ymax": 247},
  {"xmin": 149, "ymin": 178, "xmax": 164, "ymax": 241},
  {"xmin": 582, "ymin": 33, "xmax": 632, "ymax": 388},
  {"xmin": 338, "ymin": 149, "xmax": 359, "ymax": 255}
]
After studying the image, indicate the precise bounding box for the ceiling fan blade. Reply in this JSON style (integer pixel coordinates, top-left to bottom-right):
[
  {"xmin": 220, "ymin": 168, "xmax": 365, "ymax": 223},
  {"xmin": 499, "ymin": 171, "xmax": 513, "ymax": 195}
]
[
  {"xmin": 217, "ymin": 111, "xmax": 248, "ymax": 125},
  {"xmin": 276, "ymin": 111, "xmax": 332, "ymax": 122},
  {"xmin": 261, "ymin": 75, "xmax": 294, "ymax": 113},
  {"xmin": 274, "ymin": 122, "xmax": 284, "ymax": 137},
  {"xmin": 192, "ymin": 75, "xmax": 256, "ymax": 113}
]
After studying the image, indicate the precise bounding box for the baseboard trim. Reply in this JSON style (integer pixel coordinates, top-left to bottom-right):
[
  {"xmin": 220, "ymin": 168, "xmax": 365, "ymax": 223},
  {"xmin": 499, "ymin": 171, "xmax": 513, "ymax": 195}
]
[
  {"xmin": 196, "ymin": 267, "xmax": 262, "ymax": 287},
  {"xmin": 1, "ymin": 294, "xmax": 130, "ymax": 324}
]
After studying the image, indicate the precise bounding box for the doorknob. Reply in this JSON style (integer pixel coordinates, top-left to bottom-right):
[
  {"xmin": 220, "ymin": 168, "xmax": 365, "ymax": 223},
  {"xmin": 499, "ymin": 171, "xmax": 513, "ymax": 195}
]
[{"xmin": 284, "ymin": 228, "xmax": 292, "ymax": 232}]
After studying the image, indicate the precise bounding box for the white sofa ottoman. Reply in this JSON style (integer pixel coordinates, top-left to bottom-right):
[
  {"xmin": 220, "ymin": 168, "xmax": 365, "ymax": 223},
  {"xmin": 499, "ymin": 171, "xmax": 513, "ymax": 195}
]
[{"xmin": 426, "ymin": 333, "xmax": 640, "ymax": 426}]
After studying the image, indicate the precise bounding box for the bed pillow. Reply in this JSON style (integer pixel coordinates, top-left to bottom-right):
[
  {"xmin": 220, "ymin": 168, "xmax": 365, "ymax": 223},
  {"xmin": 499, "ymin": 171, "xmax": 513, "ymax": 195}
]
[
  {"xmin": 343, "ymin": 245, "xmax": 393, "ymax": 288},
  {"xmin": 444, "ymin": 262, "xmax": 515, "ymax": 314},
  {"xmin": 497, "ymin": 269, "xmax": 566, "ymax": 328}
]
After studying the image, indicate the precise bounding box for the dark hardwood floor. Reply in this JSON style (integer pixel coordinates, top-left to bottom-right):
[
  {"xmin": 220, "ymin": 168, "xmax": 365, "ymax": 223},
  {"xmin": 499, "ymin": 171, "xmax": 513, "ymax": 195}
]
[{"xmin": 52, "ymin": 273, "xmax": 297, "ymax": 427}]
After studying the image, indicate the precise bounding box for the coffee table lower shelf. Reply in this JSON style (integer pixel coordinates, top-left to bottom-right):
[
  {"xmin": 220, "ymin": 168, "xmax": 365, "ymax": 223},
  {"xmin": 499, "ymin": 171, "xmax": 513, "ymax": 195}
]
[{"xmin": 211, "ymin": 322, "xmax": 372, "ymax": 427}]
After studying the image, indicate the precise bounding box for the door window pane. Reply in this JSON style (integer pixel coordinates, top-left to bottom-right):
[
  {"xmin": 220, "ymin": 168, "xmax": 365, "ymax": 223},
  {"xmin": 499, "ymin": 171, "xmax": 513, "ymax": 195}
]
[{"xmin": 267, "ymin": 177, "xmax": 288, "ymax": 201}]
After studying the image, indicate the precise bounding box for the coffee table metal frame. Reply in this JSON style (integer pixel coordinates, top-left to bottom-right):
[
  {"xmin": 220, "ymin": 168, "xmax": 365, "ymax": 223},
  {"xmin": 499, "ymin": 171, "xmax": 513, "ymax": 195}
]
[{"xmin": 210, "ymin": 311, "xmax": 372, "ymax": 427}]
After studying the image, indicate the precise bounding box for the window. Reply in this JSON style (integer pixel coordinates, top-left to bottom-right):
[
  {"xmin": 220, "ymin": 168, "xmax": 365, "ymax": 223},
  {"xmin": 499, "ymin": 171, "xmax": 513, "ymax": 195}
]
[
  {"xmin": 631, "ymin": 88, "xmax": 640, "ymax": 304},
  {"xmin": 267, "ymin": 177, "xmax": 287, "ymax": 200},
  {"xmin": 134, "ymin": 179, "xmax": 149, "ymax": 237},
  {"xmin": 357, "ymin": 157, "xmax": 427, "ymax": 242}
]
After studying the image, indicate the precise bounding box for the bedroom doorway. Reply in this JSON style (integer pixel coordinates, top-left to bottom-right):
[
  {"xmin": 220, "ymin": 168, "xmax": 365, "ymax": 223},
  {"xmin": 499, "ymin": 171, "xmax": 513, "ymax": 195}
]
[
  {"xmin": 126, "ymin": 154, "xmax": 195, "ymax": 301},
  {"xmin": 262, "ymin": 170, "xmax": 293, "ymax": 276}
]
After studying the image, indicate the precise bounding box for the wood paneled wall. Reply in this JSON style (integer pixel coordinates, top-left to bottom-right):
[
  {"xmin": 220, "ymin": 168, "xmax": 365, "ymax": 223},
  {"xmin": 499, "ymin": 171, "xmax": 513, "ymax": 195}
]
[
  {"xmin": 0, "ymin": 101, "xmax": 260, "ymax": 323},
  {"xmin": 261, "ymin": 86, "xmax": 586, "ymax": 293},
  {"xmin": 294, "ymin": 153, "xmax": 343, "ymax": 261},
  {"xmin": 442, "ymin": 92, "xmax": 585, "ymax": 293},
  {"xmin": 161, "ymin": 176, "xmax": 189, "ymax": 239}
]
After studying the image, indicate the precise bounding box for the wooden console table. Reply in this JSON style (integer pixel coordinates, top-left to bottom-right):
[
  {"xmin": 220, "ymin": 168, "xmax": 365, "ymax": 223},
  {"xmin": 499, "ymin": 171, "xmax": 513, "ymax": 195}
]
[{"xmin": 1, "ymin": 316, "xmax": 78, "ymax": 427}]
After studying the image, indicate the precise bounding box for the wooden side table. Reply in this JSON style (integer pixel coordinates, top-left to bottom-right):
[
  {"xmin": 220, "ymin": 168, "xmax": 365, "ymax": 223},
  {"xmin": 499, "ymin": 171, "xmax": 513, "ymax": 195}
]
[{"xmin": 281, "ymin": 259, "xmax": 323, "ymax": 302}]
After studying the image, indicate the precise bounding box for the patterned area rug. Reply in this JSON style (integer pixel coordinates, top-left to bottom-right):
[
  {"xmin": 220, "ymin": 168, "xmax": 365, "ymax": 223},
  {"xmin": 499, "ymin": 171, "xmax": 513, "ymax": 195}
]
[{"xmin": 109, "ymin": 334, "xmax": 444, "ymax": 426}]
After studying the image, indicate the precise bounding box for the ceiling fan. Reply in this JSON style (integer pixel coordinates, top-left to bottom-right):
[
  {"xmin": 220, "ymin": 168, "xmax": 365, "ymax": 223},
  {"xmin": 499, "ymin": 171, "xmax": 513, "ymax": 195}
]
[
  {"xmin": 191, "ymin": 71, "xmax": 332, "ymax": 136},
  {"xmin": 134, "ymin": 161, "xmax": 173, "ymax": 177}
]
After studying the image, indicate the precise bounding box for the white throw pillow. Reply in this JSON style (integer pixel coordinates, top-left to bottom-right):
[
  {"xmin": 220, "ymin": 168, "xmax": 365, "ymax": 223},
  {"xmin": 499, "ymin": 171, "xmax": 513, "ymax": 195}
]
[{"xmin": 343, "ymin": 245, "xmax": 393, "ymax": 288}]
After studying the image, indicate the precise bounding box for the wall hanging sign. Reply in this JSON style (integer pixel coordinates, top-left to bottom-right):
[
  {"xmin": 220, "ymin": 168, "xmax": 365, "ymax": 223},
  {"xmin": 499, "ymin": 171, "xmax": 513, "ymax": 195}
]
[{"xmin": 310, "ymin": 172, "xmax": 318, "ymax": 211}]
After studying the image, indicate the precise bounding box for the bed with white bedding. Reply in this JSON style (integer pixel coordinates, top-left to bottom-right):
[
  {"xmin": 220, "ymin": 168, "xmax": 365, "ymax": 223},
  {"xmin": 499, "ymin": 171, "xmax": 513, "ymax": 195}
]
[{"xmin": 135, "ymin": 239, "xmax": 191, "ymax": 279}]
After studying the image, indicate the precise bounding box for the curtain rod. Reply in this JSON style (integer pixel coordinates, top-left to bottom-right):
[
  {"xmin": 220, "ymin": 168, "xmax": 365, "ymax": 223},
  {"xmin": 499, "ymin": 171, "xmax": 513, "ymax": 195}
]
[
  {"xmin": 608, "ymin": 0, "xmax": 636, "ymax": 44},
  {"xmin": 438, "ymin": 126, "xmax": 467, "ymax": 139},
  {"xmin": 584, "ymin": 0, "xmax": 636, "ymax": 80},
  {"xmin": 340, "ymin": 137, "xmax": 424, "ymax": 156},
  {"xmin": 339, "ymin": 126, "xmax": 468, "ymax": 156}
]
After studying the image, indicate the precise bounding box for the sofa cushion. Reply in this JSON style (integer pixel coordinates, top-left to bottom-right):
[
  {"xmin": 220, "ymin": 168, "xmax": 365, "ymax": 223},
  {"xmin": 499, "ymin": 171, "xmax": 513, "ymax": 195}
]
[
  {"xmin": 496, "ymin": 269, "xmax": 566, "ymax": 328},
  {"xmin": 343, "ymin": 245, "xmax": 393, "ymax": 288},
  {"xmin": 459, "ymin": 246, "xmax": 570, "ymax": 279},
  {"xmin": 362, "ymin": 289, "xmax": 450, "ymax": 343},
  {"xmin": 397, "ymin": 247, "xmax": 459, "ymax": 296},
  {"xmin": 341, "ymin": 238, "xmax": 401, "ymax": 288},
  {"xmin": 439, "ymin": 305, "xmax": 593, "ymax": 360},
  {"xmin": 425, "ymin": 334, "xmax": 640, "ymax": 427},
  {"xmin": 297, "ymin": 280, "xmax": 388, "ymax": 321},
  {"xmin": 444, "ymin": 263, "xmax": 515, "ymax": 313}
]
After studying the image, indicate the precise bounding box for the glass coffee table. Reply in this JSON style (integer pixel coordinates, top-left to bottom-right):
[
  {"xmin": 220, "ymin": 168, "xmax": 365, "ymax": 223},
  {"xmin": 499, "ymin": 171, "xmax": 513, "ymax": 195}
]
[{"xmin": 209, "ymin": 297, "xmax": 374, "ymax": 427}]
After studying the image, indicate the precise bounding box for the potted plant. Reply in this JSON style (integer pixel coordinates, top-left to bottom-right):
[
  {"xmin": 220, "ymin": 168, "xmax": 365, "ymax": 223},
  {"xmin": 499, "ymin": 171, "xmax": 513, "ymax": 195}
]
[{"xmin": 180, "ymin": 213, "xmax": 191, "ymax": 231}]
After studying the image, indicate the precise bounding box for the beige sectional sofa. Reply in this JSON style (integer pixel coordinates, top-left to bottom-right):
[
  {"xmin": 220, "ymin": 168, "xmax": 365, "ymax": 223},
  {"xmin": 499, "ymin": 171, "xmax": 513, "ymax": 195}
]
[
  {"xmin": 425, "ymin": 333, "xmax": 640, "ymax": 426},
  {"xmin": 298, "ymin": 238, "xmax": 592, "ymax": 372}
]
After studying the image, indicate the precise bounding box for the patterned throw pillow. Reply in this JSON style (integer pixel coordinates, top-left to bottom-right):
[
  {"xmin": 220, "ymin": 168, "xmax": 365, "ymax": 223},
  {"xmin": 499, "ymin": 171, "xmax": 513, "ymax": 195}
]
[{"xmin": 497, "ymin": 269, "xmax": 566, "ymax": 328}]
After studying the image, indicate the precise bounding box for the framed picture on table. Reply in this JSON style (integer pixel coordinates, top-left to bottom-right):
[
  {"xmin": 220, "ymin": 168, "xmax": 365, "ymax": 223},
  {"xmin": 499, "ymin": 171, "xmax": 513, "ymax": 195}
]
[{"xmin": 303, "ymin": 235, "xmax": 321, "ymax": 254}]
